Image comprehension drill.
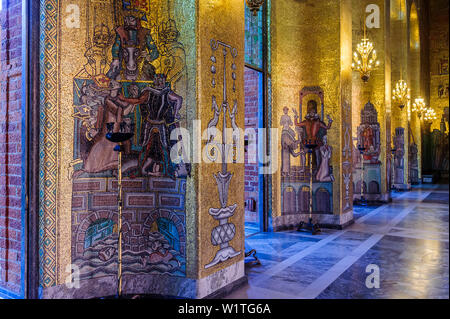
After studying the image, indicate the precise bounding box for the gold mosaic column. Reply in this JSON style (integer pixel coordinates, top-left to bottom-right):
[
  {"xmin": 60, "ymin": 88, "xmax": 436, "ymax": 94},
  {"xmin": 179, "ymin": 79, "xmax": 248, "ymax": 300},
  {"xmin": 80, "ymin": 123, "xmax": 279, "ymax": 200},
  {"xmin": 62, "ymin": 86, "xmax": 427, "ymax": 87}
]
[
  {"xmin": 407, "ymin": 1, "xmax": 422, "ymax": 182},
  {"xmin": 390, "ymin": 0, "xmax": 411, "ymax": 190},
  {"xmin": 272, "ymin": 0, "xmax": 354, "ymax": 228},
  {"xmin": 196, "ymin": 0, "xmax": 246, "ymax": 297},
  {"xmin": 352, "ymin": 0, "xmax": 392, "ymax": 201}
]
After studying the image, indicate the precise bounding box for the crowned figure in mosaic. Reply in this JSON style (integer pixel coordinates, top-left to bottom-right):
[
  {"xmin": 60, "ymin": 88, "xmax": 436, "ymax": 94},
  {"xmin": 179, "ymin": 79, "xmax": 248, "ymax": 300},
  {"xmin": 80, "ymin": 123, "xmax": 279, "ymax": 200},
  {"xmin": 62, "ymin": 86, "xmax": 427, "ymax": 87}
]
[
  {"xmin": 77, "ymin": 77, "xmax": 136, "ymax": 176},
  {"xmin": 83, "ymin": 24, "xmax": 114, "ymax": 78},
  {"xmin": 107, "ymin": 14, "xmax": 159, "ymax": 81},
  {"xmin": 293, "ymin": 99, "xmax": 333, "ymax": 168},
  {"xmin": 157, "ymin": 19, "xmax": 186, "ymax": 90}
]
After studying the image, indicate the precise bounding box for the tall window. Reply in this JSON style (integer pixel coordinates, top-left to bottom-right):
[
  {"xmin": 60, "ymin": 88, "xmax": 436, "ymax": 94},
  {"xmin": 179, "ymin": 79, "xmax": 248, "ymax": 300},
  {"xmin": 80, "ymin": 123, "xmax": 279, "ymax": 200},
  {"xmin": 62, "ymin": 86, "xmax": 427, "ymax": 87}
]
[
  {"xmin": 245, "ymin": 5, "xmax": 264, "ymax": 69},
  {"xmin": 244, "ymin": 2, "xmax": 268, "ymax": 234}
]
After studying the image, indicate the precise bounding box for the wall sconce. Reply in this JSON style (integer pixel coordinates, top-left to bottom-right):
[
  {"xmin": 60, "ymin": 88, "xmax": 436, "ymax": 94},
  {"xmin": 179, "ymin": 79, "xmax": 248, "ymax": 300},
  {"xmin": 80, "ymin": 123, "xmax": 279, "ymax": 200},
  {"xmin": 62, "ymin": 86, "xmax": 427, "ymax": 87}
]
[
  {"xmin": 392, "ymin": 80, "xmax": 410, "ymax": 110},
  {"xmin": 245, "ymin": 0, "xmax": 264, "ymax": 16}
]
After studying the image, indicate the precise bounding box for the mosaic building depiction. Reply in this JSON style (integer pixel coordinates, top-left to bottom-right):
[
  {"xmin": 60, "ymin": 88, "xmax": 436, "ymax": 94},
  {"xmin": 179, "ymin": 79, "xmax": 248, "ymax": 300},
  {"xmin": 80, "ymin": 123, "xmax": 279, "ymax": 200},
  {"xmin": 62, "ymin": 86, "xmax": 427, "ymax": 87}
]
[{"xmin": 353, "ymin": 101, "xmax": 382, "ymax": 202}]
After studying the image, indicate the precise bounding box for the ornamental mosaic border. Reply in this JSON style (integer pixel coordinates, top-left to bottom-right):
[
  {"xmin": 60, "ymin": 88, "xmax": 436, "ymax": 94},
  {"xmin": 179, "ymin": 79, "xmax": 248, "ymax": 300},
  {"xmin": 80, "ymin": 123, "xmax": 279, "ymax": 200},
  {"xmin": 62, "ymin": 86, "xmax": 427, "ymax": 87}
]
[{"xmin": 39, "ymin": 0, "xmax": 59, "ymax": 288}]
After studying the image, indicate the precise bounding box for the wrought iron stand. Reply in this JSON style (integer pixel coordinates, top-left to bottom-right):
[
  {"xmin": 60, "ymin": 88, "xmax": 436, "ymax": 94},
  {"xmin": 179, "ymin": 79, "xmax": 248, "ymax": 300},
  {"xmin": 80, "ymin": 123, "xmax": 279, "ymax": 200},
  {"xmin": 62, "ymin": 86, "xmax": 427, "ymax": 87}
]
[
  {"xmin": 245, "ymin": 249, "xmax": 261, "ymax": 266},
  {"xmin": 355, "ymin": 145, "xmax": 367, "ymax": 206},
  {"xmin": 391, "ymin": 146, "xmax": 397, "ymax": 191},
  {"xmin": 297, "ymin": 142, "xmax": 321, "ymax": 235},
  {"xmin": 106, "ymin": 123, "xmax": 134, "ymax": 298}
]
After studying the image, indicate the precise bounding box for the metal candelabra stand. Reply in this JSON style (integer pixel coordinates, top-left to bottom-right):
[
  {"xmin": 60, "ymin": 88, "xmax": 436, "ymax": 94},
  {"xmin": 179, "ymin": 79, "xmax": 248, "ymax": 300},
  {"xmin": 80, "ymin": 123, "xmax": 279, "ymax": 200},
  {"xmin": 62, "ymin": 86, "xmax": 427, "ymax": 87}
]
[
  {"xmin": 297, "ymin": 141, "xmax": 321, "ymax": 235},
  {"xmin": 391, "ymin": 145, "xmax": 397, "ymax": 191},
  {"xmin": 106, "ymin": 123, "xmax": 134, "ymax": 298},
  {"xmin": 357, "ymin": 145, "xmax": 367, "ymax": 206}
]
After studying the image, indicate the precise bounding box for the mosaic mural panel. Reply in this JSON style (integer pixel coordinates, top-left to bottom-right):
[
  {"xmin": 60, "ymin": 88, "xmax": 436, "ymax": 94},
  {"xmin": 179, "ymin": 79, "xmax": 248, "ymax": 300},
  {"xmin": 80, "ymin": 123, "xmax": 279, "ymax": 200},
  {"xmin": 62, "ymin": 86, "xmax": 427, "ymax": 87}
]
[{"xmin": 39, "ymin": 0, "xmax": 193, "ymax": 287}]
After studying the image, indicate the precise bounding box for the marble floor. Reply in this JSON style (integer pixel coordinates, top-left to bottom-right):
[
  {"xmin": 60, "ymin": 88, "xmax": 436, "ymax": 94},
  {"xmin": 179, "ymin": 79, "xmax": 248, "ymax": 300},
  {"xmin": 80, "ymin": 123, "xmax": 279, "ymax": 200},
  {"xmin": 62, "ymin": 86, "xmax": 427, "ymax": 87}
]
[
  {"xmin": 226, "ymin": 183, "xmax": 449, "ymax": 299},
  {"xmin": 245, "ymin": 222, "xmax": 261, "ymax": 237}
]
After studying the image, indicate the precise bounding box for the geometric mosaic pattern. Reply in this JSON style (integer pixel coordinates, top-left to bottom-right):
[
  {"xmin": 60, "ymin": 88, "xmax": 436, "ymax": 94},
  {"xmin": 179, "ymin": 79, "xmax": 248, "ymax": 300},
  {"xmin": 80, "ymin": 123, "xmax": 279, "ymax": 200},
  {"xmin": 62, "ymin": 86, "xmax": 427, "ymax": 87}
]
[
  {"xmin": 211, "ymin": 224, "xmax": 236, "ymax": 246},
  {"xmin": 39, "ymin": 0, "xmax": 59, "ymax": 287}
]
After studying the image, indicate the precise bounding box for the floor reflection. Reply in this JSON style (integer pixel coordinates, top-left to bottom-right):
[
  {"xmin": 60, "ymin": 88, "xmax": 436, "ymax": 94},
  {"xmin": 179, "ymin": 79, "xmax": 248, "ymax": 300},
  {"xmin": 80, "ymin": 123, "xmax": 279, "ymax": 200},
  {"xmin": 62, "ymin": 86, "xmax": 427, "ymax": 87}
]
[{"xmin": 226, "ymin": 184, "xmax": 449, "ymax": 299}]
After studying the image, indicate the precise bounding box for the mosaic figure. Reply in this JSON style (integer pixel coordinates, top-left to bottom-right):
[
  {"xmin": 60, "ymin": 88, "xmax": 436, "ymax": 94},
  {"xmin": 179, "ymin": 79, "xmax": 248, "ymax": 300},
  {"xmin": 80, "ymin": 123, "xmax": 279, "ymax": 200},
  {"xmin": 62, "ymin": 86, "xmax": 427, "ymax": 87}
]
[
  {"xmin": 157, "ymin": 19, "xmax": 186, "ymax": 89},
  {"xmin": 280, "ymin": 87, "xmax": 334, "ymax": 216},
  {"xmin": 70, "ymin": 1, "xmax": 188, "ymax": 281},
  {"xmin": 73, "ymin": 78, "xmax": 133, "ymax": 178},
  {"xmin": 107, "ymin": 15, "xmax": 159, "ymax": 81},
  {"xmin": 280, "ymin": 107, "xmax": 303, "ymax": 176},
  {"xmin": 83, "ymin": 24, "xmax": 114, "ymax": 77},
  {"xmin": 294, "ymin": 100, "xmax": 333, "ymax": 167},
  {"xmin": 316, "ymin": 136, "xmax": 334, "ymax": 182},
  {"xmin": 409, "ymin": 142, "xmax": 419, "ymax": 184},
  {"xmin": 118, "ymin": 73, "xmax": 183, "ymax": 178},
  {"xmin": 352, "ymin": 101, "xmax": 382, "ymax": 201}
]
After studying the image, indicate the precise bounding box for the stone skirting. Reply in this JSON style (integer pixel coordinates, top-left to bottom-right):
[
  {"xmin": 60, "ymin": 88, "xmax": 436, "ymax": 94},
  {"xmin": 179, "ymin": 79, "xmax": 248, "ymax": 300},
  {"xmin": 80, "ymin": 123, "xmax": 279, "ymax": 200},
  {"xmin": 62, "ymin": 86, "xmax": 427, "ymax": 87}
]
[
  {"xmin": 353, "ymin": 163, "xmax": 382, "ymax": 202},
  {"xmin": 272, "ymin": 210, "xmax": 354, "ymax": 231},
  {"xmin": 393, "ymin": 183, "xmax": 412, "ymax": 191},
  {"xmin": 41, "ymin": 260, "xmax": 245, "ymax": 299}
]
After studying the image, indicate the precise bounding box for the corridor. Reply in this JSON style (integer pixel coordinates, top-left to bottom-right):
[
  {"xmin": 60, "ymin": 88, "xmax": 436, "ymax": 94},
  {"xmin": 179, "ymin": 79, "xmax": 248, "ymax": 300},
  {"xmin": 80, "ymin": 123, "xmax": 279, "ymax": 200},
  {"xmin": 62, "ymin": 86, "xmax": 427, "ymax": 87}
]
[{"xmin": 227, "ymin": 184, "xmax": 449, "ymax": 299}]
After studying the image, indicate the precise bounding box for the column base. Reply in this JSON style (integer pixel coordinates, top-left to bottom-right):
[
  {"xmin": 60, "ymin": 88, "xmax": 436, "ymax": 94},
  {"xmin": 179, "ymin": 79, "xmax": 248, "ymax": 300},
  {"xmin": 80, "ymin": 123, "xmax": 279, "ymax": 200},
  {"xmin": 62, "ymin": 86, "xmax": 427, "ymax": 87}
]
[
  {"xmin": 353, "ymin": 192, "xmax": 390, "ymax": 204},
  {"xmin": 41, "ymin": 260, "xmax": 246, "ymax": 299},
  {"xmin": 273, "ymin": 210, "xmax": 354, "ymax": 231},
  {"xmin": 393, "ymin": 183, "xmax": 411, "ymax": 191}
]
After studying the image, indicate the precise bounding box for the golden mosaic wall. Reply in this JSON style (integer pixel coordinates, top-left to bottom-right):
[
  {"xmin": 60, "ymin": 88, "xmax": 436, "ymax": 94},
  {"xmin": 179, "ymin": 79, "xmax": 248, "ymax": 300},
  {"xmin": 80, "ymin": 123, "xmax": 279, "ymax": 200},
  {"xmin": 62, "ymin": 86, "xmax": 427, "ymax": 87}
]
[
  {"xmin": 429, "ymin": 0, "xmax": 449, "ymax": 131},
  {"xmin": 408, "ymin": 1, "xmax": 422, "ymax": 179},
  {"xmin": 390, "ymin": 0, "xmax": 410, "ymax": 184},
  {"xmin": 197, "ymin": 0, "xmax": 245, "ymax": 278}
]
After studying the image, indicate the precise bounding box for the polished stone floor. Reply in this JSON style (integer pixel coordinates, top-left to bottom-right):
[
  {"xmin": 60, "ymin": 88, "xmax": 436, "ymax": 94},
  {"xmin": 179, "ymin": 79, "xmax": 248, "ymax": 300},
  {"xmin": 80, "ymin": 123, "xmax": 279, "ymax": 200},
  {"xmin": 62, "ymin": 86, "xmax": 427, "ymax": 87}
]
[{"xmin": 226, "ymin": 183, "xmax": 449, "ymax": 299}]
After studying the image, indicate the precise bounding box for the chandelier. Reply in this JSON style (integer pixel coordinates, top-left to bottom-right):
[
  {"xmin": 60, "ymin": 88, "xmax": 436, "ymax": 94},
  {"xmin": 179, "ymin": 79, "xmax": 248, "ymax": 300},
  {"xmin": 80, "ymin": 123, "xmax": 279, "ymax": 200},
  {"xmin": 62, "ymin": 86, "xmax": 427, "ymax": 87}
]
[
  {"xmin": 412, "ymin": 97, "xmax": 427, "ymax": 118},
  {"xmin": 392, "ymin": 80, "xmax": 410, "ymax": 110},
  {"xmin": 352, "ymin": 24, "xmax": 379, "ymax": 82},
  {"xmin": 246, "ymin": 0, "xmax": 265, "ymax": 16},
  {"xmin": 423, "ymin": 108, "xmax": 437, "ymax": 122}
]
